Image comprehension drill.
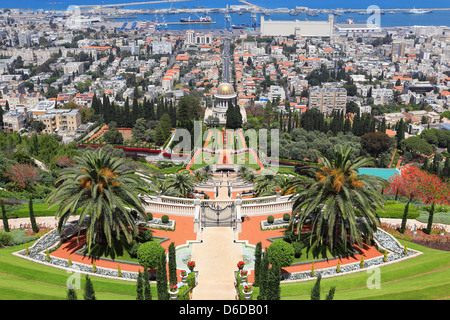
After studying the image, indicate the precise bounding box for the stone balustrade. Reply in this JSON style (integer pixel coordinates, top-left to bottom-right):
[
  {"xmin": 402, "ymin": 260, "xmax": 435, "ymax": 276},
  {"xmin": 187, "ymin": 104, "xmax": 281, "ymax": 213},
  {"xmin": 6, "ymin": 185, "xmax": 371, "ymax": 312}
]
[{"xmin": 141, "ymin": 193, "xmax": 293, "ymax": 217}]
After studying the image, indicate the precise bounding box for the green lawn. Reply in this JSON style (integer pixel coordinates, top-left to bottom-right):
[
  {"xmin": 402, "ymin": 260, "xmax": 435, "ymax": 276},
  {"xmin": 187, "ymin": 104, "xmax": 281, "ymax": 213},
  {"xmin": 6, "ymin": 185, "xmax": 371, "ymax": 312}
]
[
  {"xmin": 233, "ymin": 152, "xmax": 261, "ymax": 170},
  {"xmin": 278, "ymin": 240, "xmax": 450, "ymax": 300},
  {"xmin": 376, "ymin": 200, "xmax": 420, "ymax": 219},
  {"xmin": 0, "ymin": 242, "xmax": 144, "ymax": 300},
  {"xmin": 6, "ymin": 202, "xmax": 59, "ymax": 219},
  {"xmin": 1, "ymin": 239, "xmax": 449, "ymax": 299}
]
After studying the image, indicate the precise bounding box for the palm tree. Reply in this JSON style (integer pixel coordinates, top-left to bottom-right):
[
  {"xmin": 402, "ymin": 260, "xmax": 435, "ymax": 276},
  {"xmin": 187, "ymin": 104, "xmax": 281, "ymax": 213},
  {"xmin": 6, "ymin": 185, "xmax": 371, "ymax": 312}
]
[
  {"xmin": 274, "ymin": 175, "xmax": 298, "ymax": 196},
  {"xmin": 237, "ymin": 165, "xmax": 250, "ymax": 180},
  {"xmin": 165, "ymin": 172, "xmax": 195, "ymax": 198},
  {"xmin": 254, "ymin": 173, "xmax": 277, "ymax": 196},
  {"xmin": 46, "ymin": 149, "xmax": 148, "ymax": 253},
  {"xmin": 290, "ymin": 145, "xmax": 386, "ymax": 254}
]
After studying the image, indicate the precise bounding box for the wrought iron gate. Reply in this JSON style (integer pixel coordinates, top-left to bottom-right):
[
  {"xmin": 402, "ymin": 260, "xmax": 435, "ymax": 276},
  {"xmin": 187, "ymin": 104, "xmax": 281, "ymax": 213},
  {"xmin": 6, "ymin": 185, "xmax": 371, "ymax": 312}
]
[{"xmin": 201, "ymin": 203, "xmax": 236, "ymax": 228}]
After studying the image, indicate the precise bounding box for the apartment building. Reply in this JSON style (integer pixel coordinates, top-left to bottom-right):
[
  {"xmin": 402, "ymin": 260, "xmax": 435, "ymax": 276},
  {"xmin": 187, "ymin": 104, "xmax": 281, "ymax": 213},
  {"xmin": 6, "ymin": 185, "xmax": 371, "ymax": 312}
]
[
  {"xmin": 35, "ymin": 109, "xmax": 82, "ymax": 134},
  {"xmin": 308, "ymin": 87, "xmax": 347, "ymax": 115},
  {"xmin": 2, "ymin": 107, "xmax": 30, "ymax": 132}
]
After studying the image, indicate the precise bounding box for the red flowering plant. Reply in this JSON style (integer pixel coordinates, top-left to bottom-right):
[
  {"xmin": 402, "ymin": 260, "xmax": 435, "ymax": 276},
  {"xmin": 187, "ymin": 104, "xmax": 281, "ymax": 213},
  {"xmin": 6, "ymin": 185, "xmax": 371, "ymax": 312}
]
[
  {"xmin": 187, "ymin": 261, "xmax": 195, "ymax": 271},
  {"xmin": 169, "ymin": 285, "xmax": 178, "ymax": 292},
  {"xmin": 180, "ymin": 270, "xmax": 187, "ymax": 277},
  {"xmin": 54, "ymin": 156, "xmax": 74, "ymax": 168},
  {"xmin": 240, "ymin": 269, "xmax": 248, "ymax": 277},
  {"xmin": 386, "ymin": 166, "xmax": 450, "ymax": 205},
  {"xmin": 237, "ymin": 261, "xmax": 245, "ymax": 270},
  {"xmin": 243, "ymin": 284, "xmax": 252, "ymax": 293},
  {"xmin": 4, "ymin": 164, "xmax": 40, "ymax": 189}
]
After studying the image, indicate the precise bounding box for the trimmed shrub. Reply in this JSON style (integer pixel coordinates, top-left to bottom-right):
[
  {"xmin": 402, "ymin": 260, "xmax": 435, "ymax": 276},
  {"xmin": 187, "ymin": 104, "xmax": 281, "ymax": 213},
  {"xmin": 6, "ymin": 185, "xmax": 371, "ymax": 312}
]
[
  {"xmin": 0, "ymin": 231, "xmax": 13, "ymax": 247},
  {"xmin": 137, "ymin": 241, "xmax": 165, "ymax": 271},
  {"xmin": 161, "ymin": 215, "xmax": 169, "ymax": 224},
  {"xmin": 148, "ymin": 212, "xmax": 153, "ymax": 221},
  {"xmin": 267, "ymin": 215, "xmax": 274, "ymax": 224},
  {"xmin": 282, "ymin": 213, "xmax": 290, "ymax": 222},
  {"xmin": 291, "ymin": 242, "xmax": 303, "ymax": 258},
  {"xmin": 267, "ymin": 239, "xmax": 295, "ymax": 267}
]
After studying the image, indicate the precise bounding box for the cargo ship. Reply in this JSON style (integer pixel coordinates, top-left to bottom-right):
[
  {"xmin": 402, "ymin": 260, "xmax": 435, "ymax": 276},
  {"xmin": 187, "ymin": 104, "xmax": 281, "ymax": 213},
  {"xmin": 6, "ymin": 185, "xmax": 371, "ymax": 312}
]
[{"xmin": 180, "ymin": 15, "xmax": 213, "ymax": 23}]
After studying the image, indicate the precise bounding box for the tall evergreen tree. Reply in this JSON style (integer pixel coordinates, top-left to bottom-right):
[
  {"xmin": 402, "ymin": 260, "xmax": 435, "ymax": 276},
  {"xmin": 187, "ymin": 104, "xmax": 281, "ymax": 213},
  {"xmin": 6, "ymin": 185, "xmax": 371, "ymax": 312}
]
[
  {"xmin": 29, "ymin": 198, "xmax": 39, "ymax": 233},
  {"xmin": 400, "ymin": 200, "xmax": 410, "ymax": 234},
  {"xmin": 136, "ymin": 270, "xmax": 144, "ymax": 300},
  {"xmin": 156, "ymin": 250, "xmax": 169, "ymax": 300},
  {"xmin": 426, "ymin": 202, "xmax": 435, "ymax": 235},
  {"xmin": 266, "ymin": 261, "xmax": 281, "ymax": 300},
  {"xmin": 123, "ymin": 97, "xmax": 131, "ymax": 127},
  {"xmin": 396, "ymin": 119, "xmax": 405, "ymax": 147},
  {"xmin": 143, "ymin": 268, "xmax": 152, "ymax": 300},
  {"xmin": 325, "ymin": 286, "xmax": 336, "ymax": 300},
  {"xmin": 380, "ymin": 117, "xmax": 386, "ymax": 133},
  {"xmin": 168, "ymin": 242, "xmax": 177, "ymax": 285},
  {"xmin": 253, "ymin": 242, "xmax": 262, "ymax": 287},
  {"xmin": 83, "ymin": 275, "xmax": 96, "ymax": 300},
  {"xmin": 257, "ymin": 250, "xmax": 270, "ymax": 300},
  {"xmin": 1, "ymin": 200, "xmax": 9, "ymax": 233},
  {"xmin": 66, "ymin": 288, "xmax": 77, "ymax": 300},
  {"xmin": 310, "ymin": 274, "xmax": 322, "ymax": 300}
]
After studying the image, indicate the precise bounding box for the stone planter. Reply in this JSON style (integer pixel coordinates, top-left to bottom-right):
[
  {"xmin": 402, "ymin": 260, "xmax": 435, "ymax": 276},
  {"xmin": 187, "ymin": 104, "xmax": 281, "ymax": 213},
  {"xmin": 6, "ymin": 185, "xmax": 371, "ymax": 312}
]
[
  {"xmin": 181, "ymin": 274, "xmax": 188, "ymax": 285},
  {"xmin": 239, "ymin": 274, "xmax": 248, "ymax": 284},
  {"xmin": 242, "ymin": 289, "xmax": 252, "ymax": 300},
  {"xmin": 169, "ymin": 289, "xmax": 179, "ymax": 300}
]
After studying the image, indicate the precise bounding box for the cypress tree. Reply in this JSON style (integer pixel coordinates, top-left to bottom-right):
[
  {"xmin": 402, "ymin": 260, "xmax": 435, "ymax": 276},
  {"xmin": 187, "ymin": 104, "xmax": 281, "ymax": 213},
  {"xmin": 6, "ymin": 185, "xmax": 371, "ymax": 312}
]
[
  {"xmin": 136, "ymin": 270, "xmax": 144, "ymax": 300},
  {"xmin": 310, "ymin": 274, "xmax": 322, "ymax": 300},
  {"xmin": 253, "ymin": 242, "xmax": 262, "ymax": 287},
  {"xmin": 257, "ymin": 250, "xmax": 270, "ymax": 300},
  {"xmin": 380, "ymin": 117, "xmax": 386, "ymax": 133},
  {"xmin": 156, "ymin": 250, "xmax": 169, "ymax": 300},
  {"xmin": 123, "ymin": 97, "xmax": 131, "ymax": 127},
  {"xmin": 426, "ymin": 202, "xmax": 435, "ymax": 235},
  {"xmin": 400, "ymin": 200, "xmax": 410, "ymax": 234},
  {"xmin": 266, "ymin": 261, "xmax": 281, "ymax": 300},
  {"xmin": 325, "ymin": 286, "xmax": 336, "ymax": 300},
  {"xmin": 168, "ymin": 242, "xmax": 177, "ymax": 285},
  {"xmin": 143, "ymin": 268, "xmax": 152, "ymax": 300},
  {"xmin": 29, "ymin": 198, "xmax": 39, "ymax": 233},
  {"xmin": 1, "ymin": 200, "xmax": 9, "ymax": 233},
  {"xmin": 66, "ymin": 288, "xmax": 77, "ymax": 300},
  {"xmin": 83, "ymin": 275, "xmax": 96, "ymax": 300}
]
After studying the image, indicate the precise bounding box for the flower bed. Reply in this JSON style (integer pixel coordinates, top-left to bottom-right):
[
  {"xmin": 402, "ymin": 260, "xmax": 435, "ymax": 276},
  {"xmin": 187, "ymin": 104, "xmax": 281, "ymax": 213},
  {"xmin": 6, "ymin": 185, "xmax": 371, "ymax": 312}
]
[{"xmin": 138, "ymin": 217, "xmax": 175, "ymax": 231}]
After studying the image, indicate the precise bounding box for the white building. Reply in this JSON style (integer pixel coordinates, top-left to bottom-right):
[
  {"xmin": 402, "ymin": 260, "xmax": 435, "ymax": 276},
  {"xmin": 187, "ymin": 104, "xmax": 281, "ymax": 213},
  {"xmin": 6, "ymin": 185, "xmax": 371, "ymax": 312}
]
[
  {"xmin": 152, "ymin": 41, "xmax": 172, "ymax": 55},
  {"xmin": 260, "ymin": 15, "xmax": 335, "ymax": 37}
]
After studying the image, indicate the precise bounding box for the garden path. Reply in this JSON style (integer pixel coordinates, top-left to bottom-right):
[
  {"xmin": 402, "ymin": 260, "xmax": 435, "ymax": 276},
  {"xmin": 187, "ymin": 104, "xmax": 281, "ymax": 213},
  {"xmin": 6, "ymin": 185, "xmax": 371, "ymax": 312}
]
[{"xmin": 190, "ymin": 227, "xmax": 242, "ymax": 300}]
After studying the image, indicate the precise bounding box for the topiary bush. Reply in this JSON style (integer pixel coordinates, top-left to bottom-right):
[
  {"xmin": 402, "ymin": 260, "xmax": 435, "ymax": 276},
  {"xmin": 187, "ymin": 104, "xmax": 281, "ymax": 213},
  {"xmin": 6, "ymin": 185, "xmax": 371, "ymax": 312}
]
[
  {"xmin": 282, "ymin": 213, "xmax": 290, "ymax": 222},
  {"xmin": 267, "ymin": 239, "xmax": 295, "ymax": 267},
  {"xmin": 161, "ymin": 215, "xmax": 169, "ymax": 224},
  {"xmin": 291, "ymin": 241, "xmax": 303, "ymax": 258},
  {"xmin": 148, "ymin": 213, "xmax": 153, "ymax": 221},
  {"xmin": 267, "ymin": 215, "xmax": 274, "ymax": 224},
  {"xmin": 137, "ymin": 241, "xmax": 165, "ymax": 271}
]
